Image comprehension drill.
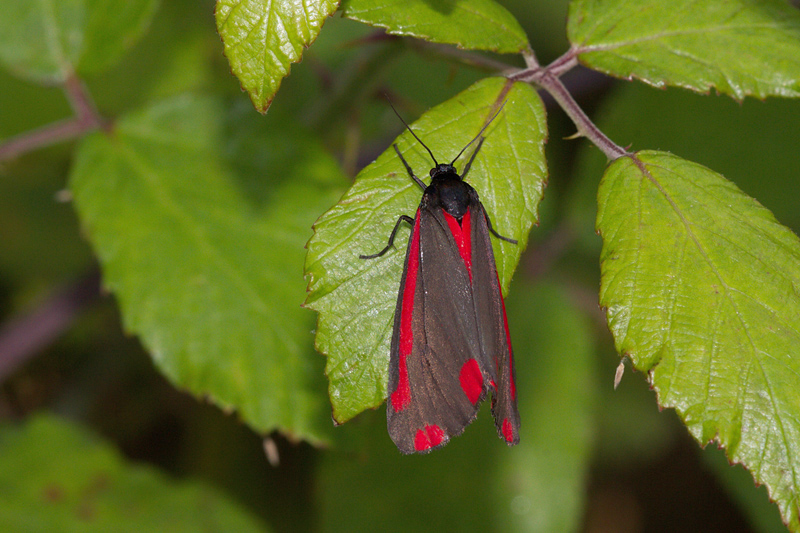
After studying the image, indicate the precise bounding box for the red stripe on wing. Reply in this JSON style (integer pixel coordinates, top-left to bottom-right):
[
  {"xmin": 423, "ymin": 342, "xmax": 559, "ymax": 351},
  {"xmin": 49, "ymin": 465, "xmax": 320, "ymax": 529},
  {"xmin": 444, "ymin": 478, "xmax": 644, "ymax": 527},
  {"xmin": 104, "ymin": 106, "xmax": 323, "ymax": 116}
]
[
  {"xmin": 495, "ymin": 271, "xmax": 516, "ymax": 401},
  {"xmin": 390, "ymin": 213, "xmax": 421, "ymax": 413},
  {"xmin": 443, "ymin": 210, "xmax": 472, "ymax": 281}
]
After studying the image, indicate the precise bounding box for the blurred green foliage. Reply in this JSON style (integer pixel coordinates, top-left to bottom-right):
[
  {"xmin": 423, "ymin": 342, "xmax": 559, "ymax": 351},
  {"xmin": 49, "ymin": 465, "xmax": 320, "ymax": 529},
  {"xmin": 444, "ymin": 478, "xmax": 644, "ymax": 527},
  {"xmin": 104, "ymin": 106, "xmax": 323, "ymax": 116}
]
[{"xmin": 1, "ymin": 0, "xmax": 798, "ymax": 531}]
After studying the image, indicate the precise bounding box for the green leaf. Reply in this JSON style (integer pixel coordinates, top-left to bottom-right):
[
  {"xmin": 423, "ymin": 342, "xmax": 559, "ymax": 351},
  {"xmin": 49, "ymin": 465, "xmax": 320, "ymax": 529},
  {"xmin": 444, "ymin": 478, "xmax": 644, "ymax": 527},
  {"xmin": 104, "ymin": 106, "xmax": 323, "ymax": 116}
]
[
  {"xmin": 305, "ymin": 77, "xmax": 548, "ymax": 423},
  {"xmin": 597, "ymin": 150, "xmax": 800, "ymax": 531},
  {"xmin": 70, "ymin": 94, "xmax": 347, "ymax": 445},
  {"xmin": 341, "ymin": 0, "xmax": 529, "ymax": 54},
  {"xmin": 0, "ymin": 415, "xmax": 269, "ymax": 532},
  {"xmin": 567, "ymin": 0, "xmax": 800, "ymax": 100},
  {"xmin": 0, "ymin": 0, "xmax": 158, "ymax": 84},
  {"xmin": 215, "ymin": 0, "xmax": 339, "ymax": 113}
]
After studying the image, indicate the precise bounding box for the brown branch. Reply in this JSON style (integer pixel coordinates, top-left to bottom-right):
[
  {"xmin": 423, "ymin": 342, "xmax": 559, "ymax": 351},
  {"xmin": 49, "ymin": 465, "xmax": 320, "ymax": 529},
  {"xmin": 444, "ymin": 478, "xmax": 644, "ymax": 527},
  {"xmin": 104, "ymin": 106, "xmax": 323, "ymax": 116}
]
[
  {"xmin": 0, "ymin": 73, "xmax": 104, "ymax": 162},
  {"xmin": 0, "ymin": 268, "xmax": 102, "ymax": 383},
  {"xmin": 509, "ymin": 49, "xmax": 628, "ymax": 161}
]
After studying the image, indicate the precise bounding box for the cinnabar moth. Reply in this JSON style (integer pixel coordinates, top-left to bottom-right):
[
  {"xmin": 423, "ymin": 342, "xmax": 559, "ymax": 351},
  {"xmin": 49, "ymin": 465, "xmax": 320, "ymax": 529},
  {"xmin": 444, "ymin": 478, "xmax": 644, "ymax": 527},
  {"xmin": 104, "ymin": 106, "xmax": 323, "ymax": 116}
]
[{"xmin": 361, "ymin": 105, "xmax": 520, "ymax": 454}]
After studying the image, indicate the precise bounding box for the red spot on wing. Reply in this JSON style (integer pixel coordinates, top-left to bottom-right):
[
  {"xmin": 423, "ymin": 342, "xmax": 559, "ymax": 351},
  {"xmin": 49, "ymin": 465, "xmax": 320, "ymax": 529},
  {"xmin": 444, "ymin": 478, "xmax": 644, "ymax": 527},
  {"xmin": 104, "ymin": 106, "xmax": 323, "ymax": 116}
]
[
  {"xmin": 502, "ymin": 418, "xmax": 514, "ymax": 442},
  {"xmin": 459, "ymin": 358, "xmax": 484, "ymax": 404},
  {"xmin": 391, "ymin": 213, "xmax": 421, "ymax": 413},
  {"xmin": 443, "ymin": 210, "xmax": 472, "ymax": 281},
  {"xmin": 414, "ymin": 425, "xmax": 445, "ymax": 451}
]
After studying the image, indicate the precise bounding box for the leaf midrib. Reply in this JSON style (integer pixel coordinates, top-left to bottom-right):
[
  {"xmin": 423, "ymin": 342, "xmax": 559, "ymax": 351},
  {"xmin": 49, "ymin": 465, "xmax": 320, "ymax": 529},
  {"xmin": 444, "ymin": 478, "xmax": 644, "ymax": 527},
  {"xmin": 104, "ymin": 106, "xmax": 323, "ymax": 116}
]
[{"xmin": 635, "ymin": 155, "xmax": 799, "ymax": 496}]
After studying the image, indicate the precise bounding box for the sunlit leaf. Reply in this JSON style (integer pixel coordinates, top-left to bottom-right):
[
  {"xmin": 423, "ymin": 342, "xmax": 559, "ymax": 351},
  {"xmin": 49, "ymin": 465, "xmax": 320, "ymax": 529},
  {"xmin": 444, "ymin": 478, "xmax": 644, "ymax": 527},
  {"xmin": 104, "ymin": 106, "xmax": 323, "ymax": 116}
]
[
  {"xmin": 215, "ymin": 0, "xmax": 339, "ymax": 112},
  {"xmin": 597, "ymin": 150, "xmax": 800, "ymax": 530},
  {"xmin": 342, "ymin": 0, "xmax": 529, "ymax": 53},
  {"xmin": 568, "ymin": 0, "xmax": 800, "ymax": 99}
]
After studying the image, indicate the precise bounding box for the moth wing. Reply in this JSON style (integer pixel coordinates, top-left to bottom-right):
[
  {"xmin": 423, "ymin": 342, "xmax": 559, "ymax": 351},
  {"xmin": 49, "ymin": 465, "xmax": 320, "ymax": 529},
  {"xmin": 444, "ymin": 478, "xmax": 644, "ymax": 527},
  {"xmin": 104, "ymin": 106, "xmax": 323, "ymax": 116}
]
[
  {"xmin": 469, "ymin": 197, "xmax": 520, "ymax": 445},
  {"xmin": 387, "ymin": 206, "xmax": 492, "ymax": 454}
]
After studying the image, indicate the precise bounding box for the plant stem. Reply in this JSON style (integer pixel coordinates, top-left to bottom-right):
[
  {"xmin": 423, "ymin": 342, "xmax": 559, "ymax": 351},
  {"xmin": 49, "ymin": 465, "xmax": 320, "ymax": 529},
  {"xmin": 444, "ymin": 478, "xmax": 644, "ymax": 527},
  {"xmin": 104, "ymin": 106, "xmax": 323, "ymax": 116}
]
[
  {"xmin": 0, "ymin": 73, "xmax": 104, "ymax": 162},
  {"xmin": 0, "ymin": 268, "xmax": 101, "ymax": 384},
  {"xmin": 509, "ymin": 49, "xmax": 627, "ymax": 161},
  {"xmin": 539, "ymin": 69, "xmax": 627, "ymax": 160},
  {"xmin": 63, "ymin": 73, "xmax": 103, "ymax": 128}
]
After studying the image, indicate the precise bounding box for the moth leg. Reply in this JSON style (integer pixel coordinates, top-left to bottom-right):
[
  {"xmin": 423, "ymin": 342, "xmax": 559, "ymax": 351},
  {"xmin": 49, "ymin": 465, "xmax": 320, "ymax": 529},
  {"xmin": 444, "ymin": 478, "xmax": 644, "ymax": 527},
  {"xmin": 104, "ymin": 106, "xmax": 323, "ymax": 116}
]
[
  {"xmin": 360, "ymin": 215, "xmax": 415, "ymax": 259},
  {"xmin": 485, "ymin": 216, "xmax": 517, "ymax": 244}
]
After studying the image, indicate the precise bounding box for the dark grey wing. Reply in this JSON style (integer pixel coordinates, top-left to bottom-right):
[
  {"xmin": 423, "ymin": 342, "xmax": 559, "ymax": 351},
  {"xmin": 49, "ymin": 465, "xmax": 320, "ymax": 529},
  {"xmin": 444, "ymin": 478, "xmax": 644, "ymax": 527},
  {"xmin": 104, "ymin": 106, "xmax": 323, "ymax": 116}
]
[
  {"xmin": 469, "ymin": 197, "xmax": 520, "ymax": 445},
  {"xmin": 387, "ymin": 205, "xmax": 493, "ymax": 454}
]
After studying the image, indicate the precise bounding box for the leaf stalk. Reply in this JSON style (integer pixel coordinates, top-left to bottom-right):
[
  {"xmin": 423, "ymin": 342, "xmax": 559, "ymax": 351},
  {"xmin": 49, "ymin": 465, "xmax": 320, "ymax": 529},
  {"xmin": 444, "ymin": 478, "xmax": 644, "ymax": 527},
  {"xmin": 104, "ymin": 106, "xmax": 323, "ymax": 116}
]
[{"xmin": 508, "ymin": 48, "xmax": 628, "ymax": 161}]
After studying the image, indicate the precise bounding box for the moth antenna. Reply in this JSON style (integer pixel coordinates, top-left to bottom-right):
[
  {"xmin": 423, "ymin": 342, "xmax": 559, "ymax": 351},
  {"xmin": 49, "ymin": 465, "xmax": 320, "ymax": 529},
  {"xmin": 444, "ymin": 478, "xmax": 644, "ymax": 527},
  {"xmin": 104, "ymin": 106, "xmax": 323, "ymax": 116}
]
[
  {"xmin": 386, "ymin": 97, "xmax": 439, "ymax": 167},
  {"xmin": 450, "ymin": 100, "xmax": 507, "ymax": 166}
]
